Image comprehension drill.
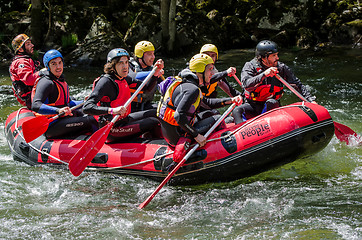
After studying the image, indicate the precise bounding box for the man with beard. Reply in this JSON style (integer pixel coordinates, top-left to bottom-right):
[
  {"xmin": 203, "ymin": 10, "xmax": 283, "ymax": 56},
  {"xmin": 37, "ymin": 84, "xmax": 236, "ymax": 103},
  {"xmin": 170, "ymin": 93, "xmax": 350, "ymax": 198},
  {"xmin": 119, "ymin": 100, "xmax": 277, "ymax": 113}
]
[
  {"xmin": 232, "ymin": 40, "xmax": 316, "ymax": 124},
  {"xmin": 9, "ymin": 34, "xmax": 42, "ymax": 109}
]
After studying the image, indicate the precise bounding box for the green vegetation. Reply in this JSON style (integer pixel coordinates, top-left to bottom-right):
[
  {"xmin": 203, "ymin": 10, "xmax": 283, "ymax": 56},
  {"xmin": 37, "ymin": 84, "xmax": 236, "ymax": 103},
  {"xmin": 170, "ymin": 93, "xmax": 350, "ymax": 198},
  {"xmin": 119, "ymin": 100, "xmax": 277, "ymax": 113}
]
[
  {"xmin": 61, "ymin": 33, "xmax": 78, "ymax": 49},
  {"xmin": 0, "ymin": 0, "xmax": 360, "ymax": 64}
]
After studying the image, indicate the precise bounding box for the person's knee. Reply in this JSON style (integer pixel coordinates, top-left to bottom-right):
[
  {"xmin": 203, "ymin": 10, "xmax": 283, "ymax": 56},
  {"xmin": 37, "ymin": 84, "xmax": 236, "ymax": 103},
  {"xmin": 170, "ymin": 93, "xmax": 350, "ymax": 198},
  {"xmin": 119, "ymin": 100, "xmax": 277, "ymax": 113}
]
[
  {"xmin": 264, "ymin": 99, "xmax": 280, "ymax": 111},
  {"xmin": 232, "ymin": 106, "xmax": 246, "ymax": 124}
]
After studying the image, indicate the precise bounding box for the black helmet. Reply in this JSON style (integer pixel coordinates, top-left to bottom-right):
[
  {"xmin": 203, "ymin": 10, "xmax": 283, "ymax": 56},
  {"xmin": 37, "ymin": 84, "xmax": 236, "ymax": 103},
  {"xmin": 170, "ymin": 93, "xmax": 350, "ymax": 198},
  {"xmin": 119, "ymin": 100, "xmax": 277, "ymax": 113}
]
[{"xmin": 256, "ymin": 40, "xmax": 278, "ymax": 59}]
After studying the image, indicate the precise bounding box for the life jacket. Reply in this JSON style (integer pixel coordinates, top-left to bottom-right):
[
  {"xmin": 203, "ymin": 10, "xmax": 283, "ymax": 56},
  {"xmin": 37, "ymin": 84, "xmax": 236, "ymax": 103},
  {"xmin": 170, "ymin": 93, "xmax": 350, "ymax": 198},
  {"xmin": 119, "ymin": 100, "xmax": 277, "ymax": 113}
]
[
  {"xmin": 244, "ymin": 60, "xmax": 284, "ymax": 102},
  {"xmin": 31, "ymin": 72, "xmax": 69, "ymax": 118},
  {"xmin": 92, "ymin": 74, "xmax": 131, "ymax": 120},
  {"xmin": 128, "ymin": 58, "xmax": 158, "ymax": 104},
  {"xmin": 128, "ymin": 58, "xmax": 145, "ymax": 103},
  {"xmin": 202, "ymin": 67, "xmax": 219, "ymax": 97},
  {"xmin": 203, "ymin": 81, "xmax": 218, "ymax": 97},
  {"xmin": 31, "ymin": 73, "xmax": 69, "ymax": 108},
  {"xmin": 9, "ymin": 55, "xmax": 41, "ymax": 108},
  {"xmin": 157, "ymin": 76, "xmax": 202, "ymax": 126}
]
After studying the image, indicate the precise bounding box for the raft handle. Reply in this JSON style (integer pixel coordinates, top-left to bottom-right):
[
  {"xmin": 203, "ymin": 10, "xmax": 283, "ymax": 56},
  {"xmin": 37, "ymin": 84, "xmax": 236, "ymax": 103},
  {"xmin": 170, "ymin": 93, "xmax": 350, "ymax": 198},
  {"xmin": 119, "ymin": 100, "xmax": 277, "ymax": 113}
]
[
  {"xmin": 312, "ymin": 132, "xmax": 327, "ymax": 143},
  {"xmin": 19, "ymin": 142, "xmax": 30, "ymax": 156}
]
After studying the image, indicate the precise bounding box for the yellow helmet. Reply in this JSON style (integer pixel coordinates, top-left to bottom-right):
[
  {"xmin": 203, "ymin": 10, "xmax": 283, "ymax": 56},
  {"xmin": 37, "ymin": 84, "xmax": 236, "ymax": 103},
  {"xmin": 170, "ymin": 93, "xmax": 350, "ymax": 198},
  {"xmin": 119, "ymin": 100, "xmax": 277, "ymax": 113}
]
[
  {"xmin": 12, "ymin": 34, "xmax": 29, "ymax": 53},
  {"xmin": 189, "ymin": 53, "xmax": 214, "ymax": 73},
  {"xmin": 134, "ymin": 41, "xmax": 155, "ymax": 58},
  {"xmin": 200, "ymin": 44, "xmax": 218, "ymax": 60}
]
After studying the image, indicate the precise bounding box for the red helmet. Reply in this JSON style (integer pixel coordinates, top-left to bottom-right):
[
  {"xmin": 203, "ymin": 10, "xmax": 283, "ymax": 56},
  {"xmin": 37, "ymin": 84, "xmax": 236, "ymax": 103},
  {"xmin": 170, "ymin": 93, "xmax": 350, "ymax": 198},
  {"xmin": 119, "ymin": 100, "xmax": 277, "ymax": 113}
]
[{"xmin": 12, "ymin": 34, "xmax": 29, "ymax": 53}]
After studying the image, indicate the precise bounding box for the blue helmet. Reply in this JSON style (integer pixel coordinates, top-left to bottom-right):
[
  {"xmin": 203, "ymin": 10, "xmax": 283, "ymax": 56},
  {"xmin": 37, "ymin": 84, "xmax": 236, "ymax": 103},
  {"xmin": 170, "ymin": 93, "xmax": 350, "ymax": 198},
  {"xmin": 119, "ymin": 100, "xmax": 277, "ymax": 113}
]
[
  {"xmin": 107, "ymin": 48, "xmax": 130, "ymax": 63},
  {"xmin": 43, "ymin": 49, "xmax": 63, "ymax": 69}
]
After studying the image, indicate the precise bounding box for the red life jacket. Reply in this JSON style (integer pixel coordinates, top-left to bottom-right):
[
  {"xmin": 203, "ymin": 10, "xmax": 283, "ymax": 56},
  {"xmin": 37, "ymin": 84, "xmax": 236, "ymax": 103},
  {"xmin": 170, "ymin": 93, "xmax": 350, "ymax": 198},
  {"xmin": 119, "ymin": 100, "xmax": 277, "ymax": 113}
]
[
  {"xmin": 31, "ymin": 75, "xmax": 70, "ymax": 108},
  {"xmin": 244, "ymin": 84, "xmax": 284, "ymax": 102},
  {"xmin": 92, "ymin": 74, "xmax": 131, "ymax": 120},
  {"xmin": 9, "ymin": 55, "xmax": 41, "ymax": 107},
  {"xmin": 244, "ymin": 61, "xmax": 284, "ymax": 102}
]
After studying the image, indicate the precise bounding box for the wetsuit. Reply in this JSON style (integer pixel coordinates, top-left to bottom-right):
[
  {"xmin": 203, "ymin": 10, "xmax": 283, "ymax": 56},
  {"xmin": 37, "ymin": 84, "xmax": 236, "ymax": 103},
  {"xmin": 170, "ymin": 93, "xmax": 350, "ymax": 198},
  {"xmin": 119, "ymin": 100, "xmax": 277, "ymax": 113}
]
[
  {"xmin": 128, "ymin": 57, "xmax": 163, "ymax": 111},
  {"xmin": 9, "ymin": 54, "xmax": 41, "ymax": 109},
  {"xmin": 31, "ymin": 70, "xmax": 98, "ymax": 138},
  {"xmin": 203, "ymin": 67, "xmax": 241, "ymax": 99},
  {"xmin": 233, "ymin": 58, "xmax": 315, "ymax": 124},
  {"xmin": 158, "ymin": 69, "xmax": 232, "ymax": 147},
  {"xmin": 83, "ymin": 73, "xmax": 160, "ymax": 143},
  {"xmin": 199, "ymin": 67, "xmax": 242, "ymax": 116}
]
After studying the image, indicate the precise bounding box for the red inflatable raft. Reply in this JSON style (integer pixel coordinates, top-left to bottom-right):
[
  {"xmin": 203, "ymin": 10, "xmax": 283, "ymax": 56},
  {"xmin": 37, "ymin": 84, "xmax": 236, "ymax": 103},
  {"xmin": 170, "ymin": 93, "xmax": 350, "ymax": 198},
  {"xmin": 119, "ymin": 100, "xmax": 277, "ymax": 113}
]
[{"xmin": 5, "ymin": 102, "xmax": 334, "ymax": 185}]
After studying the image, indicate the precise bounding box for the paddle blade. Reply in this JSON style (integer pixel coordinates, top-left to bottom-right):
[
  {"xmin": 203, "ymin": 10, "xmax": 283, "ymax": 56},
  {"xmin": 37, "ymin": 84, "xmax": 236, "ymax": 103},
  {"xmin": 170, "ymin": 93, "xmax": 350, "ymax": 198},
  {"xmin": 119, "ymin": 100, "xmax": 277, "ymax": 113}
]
[
  {"xmin": 69, "ymin": 122, "xmax": 114, "ymax": 176},
  {"xmin": 22, "ymin": 116, "xmax": 51, "ymax": 143},
  {"xmin": 334, "ymin": 121, "xmax": 360, "ymax": 145},
  {"xmin": 138, "ymin": 157, "xmax": 186, "ymax": 209},
  {"xmin": 138, "ymin": 143, "xmax": 200, "ymax": 209}
]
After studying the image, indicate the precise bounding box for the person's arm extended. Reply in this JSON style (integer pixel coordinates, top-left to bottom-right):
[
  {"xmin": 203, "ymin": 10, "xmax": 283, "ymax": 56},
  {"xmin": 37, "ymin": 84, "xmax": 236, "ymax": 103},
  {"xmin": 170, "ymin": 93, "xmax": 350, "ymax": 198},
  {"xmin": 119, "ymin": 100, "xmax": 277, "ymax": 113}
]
[
  {"xmin": 218, "ymin": 78, "xmax": 241, "ymax": 97},
  {"xmin": 83, "ymin": 78, "xmax": 116, "ymax": 115},
  {"xmin": 211, "ymin": 70, "xmax": 228, "ymax": 81},
  {"xmin": 203, "ymin": 96, "xmax": 232, "ymax": 109}
]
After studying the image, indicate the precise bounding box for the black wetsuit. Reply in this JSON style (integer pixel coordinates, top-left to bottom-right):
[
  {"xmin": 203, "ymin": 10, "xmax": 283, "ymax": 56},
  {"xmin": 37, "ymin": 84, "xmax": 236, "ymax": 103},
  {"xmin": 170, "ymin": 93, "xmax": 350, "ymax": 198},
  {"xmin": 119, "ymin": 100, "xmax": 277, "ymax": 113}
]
[
  {"xmin": 203, "ymin": 67, "xmax": 241, "ymax": 99},
  {"xmin": 233, "ymin": 58, "xmax": 315, "ymax": 124},
  {"xmin": 32, "ymin": 70, "xmax": 98, "ymax": 138},
  {"xmin": 83, "ymin": 73, "xmax": 160, "ymax": 143},
  {"xmin": 161, "ymin": 69, "xmax": 232, "ymax": 147}
]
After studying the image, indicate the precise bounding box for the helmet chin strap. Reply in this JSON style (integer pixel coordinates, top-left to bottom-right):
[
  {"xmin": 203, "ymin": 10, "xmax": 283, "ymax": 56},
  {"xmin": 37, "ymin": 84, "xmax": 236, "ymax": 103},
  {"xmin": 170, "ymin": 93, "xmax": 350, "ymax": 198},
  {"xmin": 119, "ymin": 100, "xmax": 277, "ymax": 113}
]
[
  {"xmin": 199, "ymin": 72, "xmax": 209, "ymax": 94},
  {"xmin": 114, "ymin": 69, "xmax": 123, "ymax": 80},
  {"xmin": 262, "ymin": 55, "xmax": 272, "ymax": 67},
  {"xmin": 202, "ymin": 72, "xmax": 206, "ymax": 85},
  {"xmin": 17, "ymin": 46, "xmax": 27, "ymax": 55},
  {"xmin": 140, "ymin": 56, "xmax": 151, "ymax": 68}
]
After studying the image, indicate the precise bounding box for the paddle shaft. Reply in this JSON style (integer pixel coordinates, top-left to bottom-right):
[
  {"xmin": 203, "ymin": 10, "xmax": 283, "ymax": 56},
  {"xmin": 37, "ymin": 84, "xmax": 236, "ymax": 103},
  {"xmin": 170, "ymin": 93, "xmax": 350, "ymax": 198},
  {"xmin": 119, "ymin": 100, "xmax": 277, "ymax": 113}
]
[
  {"xmin": 22, "ymin": 102, "xmax": 85, "ymax": 143},
  {"xmin": 69, "ymin": 67, "xmax": 157, "ymax": 176},
  {"xmin": 138, "ymin": 103, "xmax": 236, "ymax": 209},
  {"xmin": 110, "ymin": 67, "xmax": 158, "ymax": 124},
  {"xmin": 276, "ymin": 74, "xmax": 360, "ymax": 145},
  {"xmin": 233, "ymin": 74, "xmax": 242, "ymax": 87},
  {"xmin": 275, "ymin": 74, "xmax": 309, "ymax": 102},
  {"xmin": 51, "ymin": 102, "xmax": 85, "ymax": 120}
]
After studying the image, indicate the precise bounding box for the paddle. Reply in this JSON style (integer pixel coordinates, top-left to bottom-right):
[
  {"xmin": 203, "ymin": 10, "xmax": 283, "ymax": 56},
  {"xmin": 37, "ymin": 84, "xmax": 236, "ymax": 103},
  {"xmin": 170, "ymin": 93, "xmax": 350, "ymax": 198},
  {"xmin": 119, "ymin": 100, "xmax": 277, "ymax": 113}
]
[
  {"xmin": 275, "ymin": 74, "xmax": 359, "ymax": 145},
  {"xmin": 232, "ymin": 74, "xmax": 242, "ymax": 87},
  {"xmin": 68, "ymin": 67, "xmax": 157, "ymax": 177},
  {"xmin": 22, "ymin": 103, "xmax": 84, "ymax": 143},
  {"xmin": 138, "ymin": 103, "xmax": 237, "ymax": 209}
]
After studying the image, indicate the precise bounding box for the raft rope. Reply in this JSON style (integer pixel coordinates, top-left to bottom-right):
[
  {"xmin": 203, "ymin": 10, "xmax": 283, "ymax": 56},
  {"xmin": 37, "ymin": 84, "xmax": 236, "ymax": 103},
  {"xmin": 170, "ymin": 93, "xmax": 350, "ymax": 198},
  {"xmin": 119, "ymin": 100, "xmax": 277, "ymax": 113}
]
[
  {"xmin": 86, "ymin": 151, "xmax": 174, "ymax": 172},
  {"xmin": 14, "ymin": 107, "xmax": 69, "ymax": 165},
  {"xmin": 13, "ymin": 103, "xmax": 307, "ymax": 171},
  {"xmin": 13, "ymin": 107, "xmax": 174, "ymax": 169},
  {"xmin": 98, "ymin": 103, "xmax": 308, "ymax": 171},
  {"xmin": 205, "ymin": 103, "xmax": 308, "ymax": 143}
]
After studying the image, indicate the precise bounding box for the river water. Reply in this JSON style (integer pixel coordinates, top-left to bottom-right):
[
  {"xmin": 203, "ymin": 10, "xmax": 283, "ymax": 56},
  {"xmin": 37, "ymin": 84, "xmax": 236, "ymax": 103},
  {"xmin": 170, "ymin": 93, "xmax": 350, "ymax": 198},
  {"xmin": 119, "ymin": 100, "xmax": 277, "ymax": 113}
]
[{"xmin": 0, "ymin": 48, "xmax": 361, "ymax": 239}]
